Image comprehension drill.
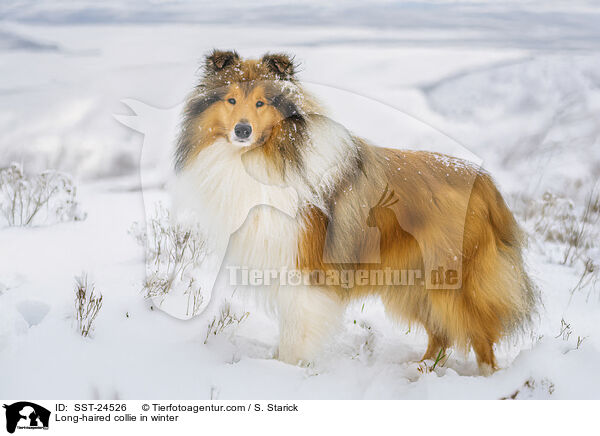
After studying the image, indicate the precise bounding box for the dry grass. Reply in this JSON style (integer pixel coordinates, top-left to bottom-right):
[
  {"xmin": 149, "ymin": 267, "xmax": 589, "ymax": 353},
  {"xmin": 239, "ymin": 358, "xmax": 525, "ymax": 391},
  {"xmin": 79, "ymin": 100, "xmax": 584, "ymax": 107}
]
[
  {"xmin": 521, "ymin": 190, "xmax": 599, "ymax": 265},
  {"xmin": 560, "ymin": 189, "xmax": 600, "ymax": 265},
  {"xmin": 569, "ymin": 258, "xmax": 598, "ymax": 302},
  {"xmin": 74, "ymin": 274, "xmax": 103, "ymax": 337},
  {"xmin": 555, "ymin": 318, "xmax": 572, "ymax": 341},
  {"xmin": 500, "ymin": 377, "xmax": 555, "ymax": 399},
  {"xmin": 204, "ymin": 301, "xmax": 250, "ymax": 344},
  {"xmin": 514, "ymin": 189, "xmax": 599, "ymax": 263},
  {"xmin": 513, "ymin": 187, "xmax": 600, "ymax": 300},
  {"xmin": 130, "ymin": 204, "xmax": 208, "ymax": 317},
  {"xmin": 0, "ymin": 162, "xmax": 86, "ymax": 227}
]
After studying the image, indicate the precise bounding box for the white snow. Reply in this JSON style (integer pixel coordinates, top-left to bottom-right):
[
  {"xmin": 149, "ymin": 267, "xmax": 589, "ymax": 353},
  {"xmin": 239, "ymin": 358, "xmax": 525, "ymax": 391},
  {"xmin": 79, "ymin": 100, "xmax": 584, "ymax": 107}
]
[{"xmin": 1, "ymin": 1, "xmax": 599, "ymax": 399}]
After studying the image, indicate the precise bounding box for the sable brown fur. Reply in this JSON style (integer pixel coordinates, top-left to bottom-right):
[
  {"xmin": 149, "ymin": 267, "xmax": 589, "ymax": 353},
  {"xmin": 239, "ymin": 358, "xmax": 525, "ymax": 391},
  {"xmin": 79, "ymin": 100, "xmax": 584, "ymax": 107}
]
[{"xmin": 296, "ymin": 147, "xmax": 537, "ymax": 371}]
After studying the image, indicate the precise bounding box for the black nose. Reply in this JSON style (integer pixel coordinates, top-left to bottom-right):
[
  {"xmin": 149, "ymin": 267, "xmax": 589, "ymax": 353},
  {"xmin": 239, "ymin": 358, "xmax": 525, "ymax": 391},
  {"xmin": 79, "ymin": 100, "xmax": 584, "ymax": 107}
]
[{"xmin": 234, "ymin": 123, "xmax": 252, "ymax": 140}]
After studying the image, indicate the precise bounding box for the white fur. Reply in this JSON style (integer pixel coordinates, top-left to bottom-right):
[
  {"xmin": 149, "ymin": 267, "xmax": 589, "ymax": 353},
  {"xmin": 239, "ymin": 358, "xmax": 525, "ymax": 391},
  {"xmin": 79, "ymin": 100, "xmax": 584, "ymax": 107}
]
[
  {"xmin": 277, "ymin": 285, "xmax": 344, "ymax": 365},
  {"xmin": 478, "ymin": 362, "xmax": 495, "ymax": 377},
  {"xmin": 171, "ymin": 139, "xmax": 298, "ymax": 258}
]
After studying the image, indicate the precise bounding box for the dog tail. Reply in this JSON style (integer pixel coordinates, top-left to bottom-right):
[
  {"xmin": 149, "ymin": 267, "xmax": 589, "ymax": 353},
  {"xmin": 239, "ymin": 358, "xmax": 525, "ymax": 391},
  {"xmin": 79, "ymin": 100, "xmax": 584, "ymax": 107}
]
[{"xmin": 487, "ymin": 180, "xmax": 539, "ymax": 334}]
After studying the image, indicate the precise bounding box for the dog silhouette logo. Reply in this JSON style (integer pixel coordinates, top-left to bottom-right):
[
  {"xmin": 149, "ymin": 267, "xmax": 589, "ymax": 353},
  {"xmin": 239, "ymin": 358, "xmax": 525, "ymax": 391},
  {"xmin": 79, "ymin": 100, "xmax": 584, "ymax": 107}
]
[{"xmin": 3, "ymin": 402, "xmax": 50, "ymax": 433}]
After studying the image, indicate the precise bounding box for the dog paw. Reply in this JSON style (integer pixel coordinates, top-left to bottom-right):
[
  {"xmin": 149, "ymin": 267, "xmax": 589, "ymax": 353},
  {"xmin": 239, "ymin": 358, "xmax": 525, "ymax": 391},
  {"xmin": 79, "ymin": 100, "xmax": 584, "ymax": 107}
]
[{"xmin": 478, "ymin": 362, "xmax": 496, "ymax": 377}]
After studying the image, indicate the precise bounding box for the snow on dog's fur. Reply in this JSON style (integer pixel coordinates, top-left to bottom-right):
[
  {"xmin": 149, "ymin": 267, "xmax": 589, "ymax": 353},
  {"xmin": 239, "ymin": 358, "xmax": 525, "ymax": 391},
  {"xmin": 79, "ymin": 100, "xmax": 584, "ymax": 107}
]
[{"xmin": 171, "ymin": 50, "xmax": 537, "ymax": 374}]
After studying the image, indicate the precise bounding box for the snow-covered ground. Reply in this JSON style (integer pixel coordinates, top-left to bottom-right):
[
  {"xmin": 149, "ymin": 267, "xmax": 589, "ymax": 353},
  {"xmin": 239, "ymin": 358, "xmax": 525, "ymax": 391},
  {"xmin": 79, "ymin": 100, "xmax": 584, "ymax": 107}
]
[{"xmin": 1, "ymin": 1, "xmax": 599, "ymax": 399}]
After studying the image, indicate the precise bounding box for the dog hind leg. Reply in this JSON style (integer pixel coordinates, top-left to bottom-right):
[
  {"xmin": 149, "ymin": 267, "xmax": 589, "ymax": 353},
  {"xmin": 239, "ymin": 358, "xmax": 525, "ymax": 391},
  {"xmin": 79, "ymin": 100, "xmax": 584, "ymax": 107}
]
[{"xmin": 421, "ymin": 329, "xmax": 449, "ymax": 361}]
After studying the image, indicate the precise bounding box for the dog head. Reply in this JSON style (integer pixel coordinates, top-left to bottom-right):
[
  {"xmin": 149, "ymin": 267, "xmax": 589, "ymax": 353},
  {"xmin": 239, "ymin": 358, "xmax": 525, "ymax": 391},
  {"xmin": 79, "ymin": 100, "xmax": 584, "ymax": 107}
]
[{"xmin": 176, "ymin": 50, "xmax": 308, "ymax": 169}]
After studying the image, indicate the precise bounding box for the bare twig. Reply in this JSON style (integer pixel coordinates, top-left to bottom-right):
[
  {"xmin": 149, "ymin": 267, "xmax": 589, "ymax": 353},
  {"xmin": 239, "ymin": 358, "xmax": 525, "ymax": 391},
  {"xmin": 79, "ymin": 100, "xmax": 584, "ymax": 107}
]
[{"xmin": 74, "ymin": 274, "xmax": 103, "ymax": 337}]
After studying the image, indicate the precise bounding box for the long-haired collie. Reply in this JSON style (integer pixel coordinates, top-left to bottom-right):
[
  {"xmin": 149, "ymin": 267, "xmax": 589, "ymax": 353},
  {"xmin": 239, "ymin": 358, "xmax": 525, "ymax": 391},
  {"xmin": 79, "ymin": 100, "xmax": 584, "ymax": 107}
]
[{"xmin": 171, "ymin": 50, "xmax": 537, "ymax": 375}]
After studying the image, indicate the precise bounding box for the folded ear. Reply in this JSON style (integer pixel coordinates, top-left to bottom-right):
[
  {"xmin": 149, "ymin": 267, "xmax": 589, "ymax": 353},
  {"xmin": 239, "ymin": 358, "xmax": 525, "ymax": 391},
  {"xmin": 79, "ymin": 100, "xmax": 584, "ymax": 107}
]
[
  {"xmin": 205, "ymin": 49, "xmax": 239, "ymax": 72},
  {"xmin": 262, "ymin": 53, "xmax": 296, "ymax": 80}
]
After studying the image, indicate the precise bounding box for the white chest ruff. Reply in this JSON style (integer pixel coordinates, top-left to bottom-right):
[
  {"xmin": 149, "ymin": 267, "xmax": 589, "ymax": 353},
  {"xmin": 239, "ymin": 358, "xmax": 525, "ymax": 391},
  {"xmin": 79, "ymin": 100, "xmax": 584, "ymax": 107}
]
[{"xmin": 170, "ymin": 140, "xmax": 300, "ymax": 271}]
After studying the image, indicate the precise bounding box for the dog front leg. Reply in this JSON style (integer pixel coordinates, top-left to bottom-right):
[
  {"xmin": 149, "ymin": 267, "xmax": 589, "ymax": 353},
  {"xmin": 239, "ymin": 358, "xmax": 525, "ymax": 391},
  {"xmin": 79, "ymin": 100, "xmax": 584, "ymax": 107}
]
[{"xmin": 276, "ymin": 285, "xmax": 344, "ymax": 365}]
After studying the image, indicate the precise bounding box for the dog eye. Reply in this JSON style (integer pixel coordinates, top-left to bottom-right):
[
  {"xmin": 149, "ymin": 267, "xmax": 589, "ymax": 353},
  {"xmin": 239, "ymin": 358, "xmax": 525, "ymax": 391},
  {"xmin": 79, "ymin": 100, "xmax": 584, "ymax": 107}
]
[
  {"xmin": 256, "ymin": 101, "xmax": 264, "ymax": 107},
  {"xmin": 228, "ymin": 98, "xmax": 236, "ymax": 105}
]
